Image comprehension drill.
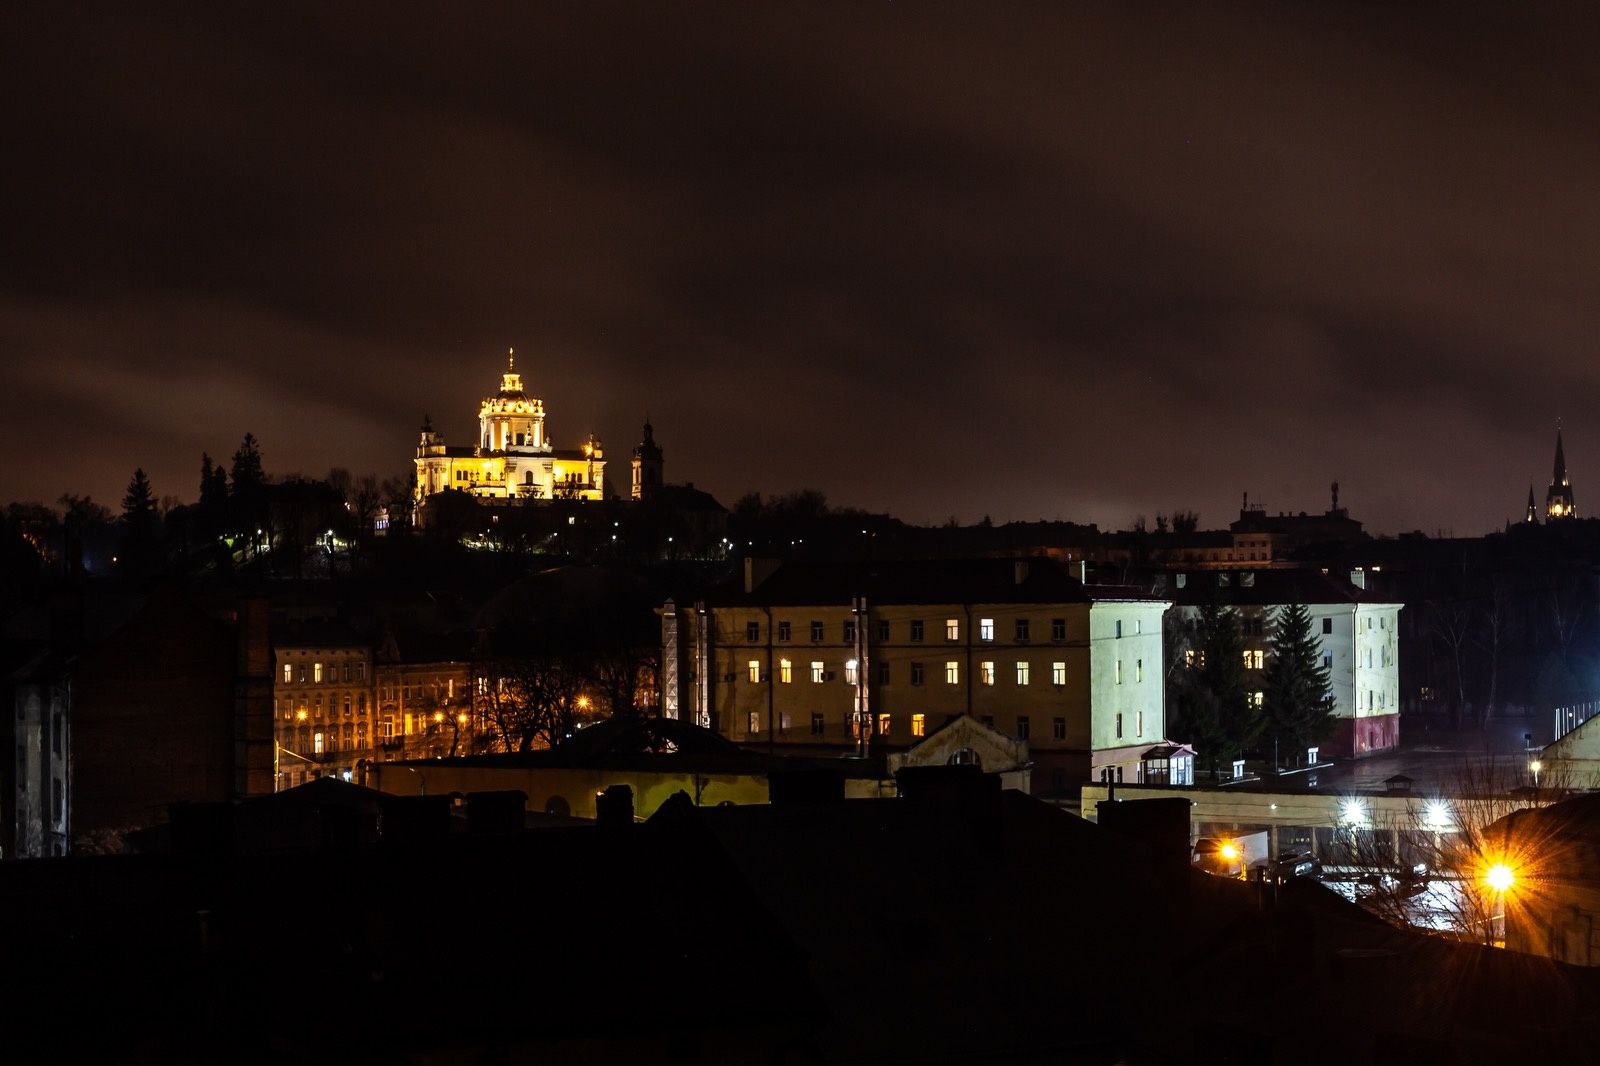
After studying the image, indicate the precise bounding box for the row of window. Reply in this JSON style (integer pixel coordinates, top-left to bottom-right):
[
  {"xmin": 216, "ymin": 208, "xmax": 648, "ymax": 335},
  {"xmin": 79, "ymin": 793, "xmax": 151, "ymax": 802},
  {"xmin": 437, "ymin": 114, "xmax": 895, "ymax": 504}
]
[
  {"xmin": 744, "ymin": 617, "xmax": 1076, "ymax": 644},
  {"xmin": 744, "ymin": 658, "xmax": 1087, "ymax": 687},
  {"xmin": 277, "ymin": 693, "xmax": 370, "ymax": 720},
  {"xmin": 281, "ymin": 660, "xmax": 367, "ymax": 685},
  {"xmin": 745, "ymin": 710, "xmax": 1071, "ymax": 742}
]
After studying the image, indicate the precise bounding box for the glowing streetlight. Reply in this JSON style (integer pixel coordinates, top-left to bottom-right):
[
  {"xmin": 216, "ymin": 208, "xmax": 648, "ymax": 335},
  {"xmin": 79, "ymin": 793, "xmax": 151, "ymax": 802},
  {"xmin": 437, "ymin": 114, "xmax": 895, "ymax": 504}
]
[
  {"xmin": 1341, "ymin": 798, "xmax": 1366, "ymax": 825},
  {"xmin": 1485, "ymin": 862, "xmax": 1515, "ymax": 893},
  {"xmin": 1529, "ymin": 759, "xmax": 1543, "ymax": 787},
  {"xmin": 576, "ymin": 695, "xmax": 592, "ymax": 711},
  {"xmin": 1218, "ymin": 841, "xmax": 1239, "ymax": 862},
  {"xmin": 1424, "ymin": 800, "xmax": 1451, "ymax": 828}
]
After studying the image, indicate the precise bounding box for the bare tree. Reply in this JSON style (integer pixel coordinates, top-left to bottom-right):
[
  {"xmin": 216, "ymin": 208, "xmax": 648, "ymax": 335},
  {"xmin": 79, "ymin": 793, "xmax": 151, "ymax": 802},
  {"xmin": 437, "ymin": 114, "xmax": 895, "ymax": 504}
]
[
  {"xmin": 1427, "ymin": 599, "xmax": 1475, "ymax": 728},
  {"xmin": 1341, "ymin": 757, "xmax": 1566, "ymax": 946}
]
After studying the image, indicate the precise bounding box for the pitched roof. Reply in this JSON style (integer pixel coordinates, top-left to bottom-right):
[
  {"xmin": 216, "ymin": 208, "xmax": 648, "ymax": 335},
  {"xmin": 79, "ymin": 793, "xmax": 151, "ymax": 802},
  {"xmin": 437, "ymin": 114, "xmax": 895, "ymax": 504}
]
[
  {"xmin": 706, "ymin": 557, "xmax": 1166, "ymax": 608},
  {"xmin": 1164, "ymin": 567, "xmax": 1401, "ymax": 607}
]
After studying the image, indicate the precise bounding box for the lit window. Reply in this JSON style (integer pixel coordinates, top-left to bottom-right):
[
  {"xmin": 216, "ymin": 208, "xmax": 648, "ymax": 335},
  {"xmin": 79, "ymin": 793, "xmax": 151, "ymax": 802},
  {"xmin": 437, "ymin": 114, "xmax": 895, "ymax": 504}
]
[
  {"xmin": 1015, "ymin": 618, "xmax": 1030, "ymax": 642},
  {"xmin": 1136, "ymin": 658, "xmax": 1144, "ymax": 682},
  {"xmin": 945, "ymin": 618, "xmax": 960, "ymax": 641},
  {"xmin": 1253, "ymin": 691, "xmax": 1264, "ymax": 707},
  {"xmin": 811, "ymin": 661, "xmax": 825, "ymax": 683},
  {"xmin": 1136, "ymin": 710, "xmax": 1143, "ymax": 736},
  {"xmin": 911, "ymin": 713, "xmax": 926, "ymax": 737},
  {"xmin": 297, "ymin": 664, "xmax": 306, "ymax": 684},
  {"xmin": 1052, "ymin": 661, "xmax": 1066, "ymax": 686},
  {"xmin": 878, "ymin": 713, "xmax": 892, "ymax": 736},
  {"xmin": 980, "ymin": 661, "xmax": 996, "ymax": 686},
  {"xmin": 1017, "ymin": 716, "xmax": 1030, "ymax": 740},
  {"xmin": 1243, "ymin": 650, "xmax": 1264, "ymax": 670},
  {"xmin": 1016, "ymin": 661, "xmax": 1031, "ymax": 685},
  {"xmin": 281, "ymin": 663, "xmax": 292, "ymax": 684},
  {"xmin": 1184, "ymin": 649, "xmax": 1196, "ymax": 667},
  {"xmin": 980, "ymin": 618, "xmax": 995, "ymax": 641},
  {"xmin": 780, "ymin": 659, "xmax": 792, "ymax": 684},
  {"xmin": 313, "ymin": 662, "xmax": 323, "ymax": 684},
  {"xmin": 780, "ymin": 712, "xmax": 792, "ymax": 733},
  {"xmin": 845, "ymin": 659, "xmax": 859, "ymax": 685},
  {"xmin": 748, "ymin": 660, "xmax": 761, "ymax": 683},
  {"xmin": 748, "ymin": 712, "xmax": 761, "ymax": 734},
  {"xmin": 313, "ymin": 732, "xmax": 325, "ymax": 754},
  {"xmin": 945, "ymin": 660, "xmax": 960, "ymax": 684},
  {"xmin": 1135, "ymin": 619, "xmax": 1142, "ymax": 635}
]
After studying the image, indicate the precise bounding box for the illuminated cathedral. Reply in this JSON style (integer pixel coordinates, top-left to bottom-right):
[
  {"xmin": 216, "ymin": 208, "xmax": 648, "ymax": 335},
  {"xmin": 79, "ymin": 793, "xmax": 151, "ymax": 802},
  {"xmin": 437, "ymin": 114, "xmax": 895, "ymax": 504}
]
[{"xmin": 414, "ymin": 350, "xmax": 607, "ymax": 507}]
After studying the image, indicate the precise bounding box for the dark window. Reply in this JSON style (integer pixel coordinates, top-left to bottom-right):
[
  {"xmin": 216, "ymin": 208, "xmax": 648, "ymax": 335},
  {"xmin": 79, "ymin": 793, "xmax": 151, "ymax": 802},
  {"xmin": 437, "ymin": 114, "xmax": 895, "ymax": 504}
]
[
  {"xmin": 810, "ymin": 621, "xmax": 824, "ymax": 642},
  {"xmin": 877, "ymin": 620, "xmax": 890, "ymax": 641},
  {"xmin": 1322, "ymin": 617, "xmax": 1333, "ymax": 635},
  {"xmin": 810, "ymin": 713, "xmax": 824, "ymax": 735},
  {"xmin": 746, "ymin": 621, "xmax": 760, "ymax": 642},
  {"xmin": 778, "ymin": 621, "xmax": 791, "ymax": 642},
  {"xmin": 1052, "ymin": 716, "xmax": 1066, "ymax": 740},
  {"xmin": 910, "ymin": 662, "xmax": 925, "ymax": 685},
  {"xmin": 51, "ymin": 713, "xmax": 62, "ymax": 755},
  {"xmin": 1015, "ymin": 618, "xmax": 1030, "ymax": 642},
  {"xmin": 909, "ymin": 619, "xmax": 924, "ymax": 642},
  {"xmin": 1016, "ymin": 716, "xmax": 1030, "ymax": 740},
  {"xmin": 1051, "ymin": 618, "xmax": 1066, "ymax": 641},
  {"xmin": 877, "ymin": 661, "xmax": 890, "ymax": 684},
  {"xmin": 980, "ymin": 715, "xmax": 995, "ymax": 729},
  {"xmin": 842, "ymin": 620, "xmax": 856, "ymax": 643}
]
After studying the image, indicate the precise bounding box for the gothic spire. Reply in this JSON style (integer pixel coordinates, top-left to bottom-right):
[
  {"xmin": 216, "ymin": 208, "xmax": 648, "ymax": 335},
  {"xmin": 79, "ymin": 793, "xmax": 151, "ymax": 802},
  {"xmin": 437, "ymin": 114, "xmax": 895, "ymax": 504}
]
[{"xmin": 1554, "ymin": 426, "xmax": 1568, "ymax": 487}]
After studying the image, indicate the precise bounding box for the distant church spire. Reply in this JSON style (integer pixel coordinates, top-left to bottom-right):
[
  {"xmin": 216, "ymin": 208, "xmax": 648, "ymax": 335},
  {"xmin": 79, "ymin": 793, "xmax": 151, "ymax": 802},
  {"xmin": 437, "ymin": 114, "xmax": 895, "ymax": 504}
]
[
  {"xmin": 1547, "ymin": 425, "xmax": 1576, "ymax": 519},
  {"xmin": 1526, "ymin": 485, "xmax": 1538, "ymax": 524}
]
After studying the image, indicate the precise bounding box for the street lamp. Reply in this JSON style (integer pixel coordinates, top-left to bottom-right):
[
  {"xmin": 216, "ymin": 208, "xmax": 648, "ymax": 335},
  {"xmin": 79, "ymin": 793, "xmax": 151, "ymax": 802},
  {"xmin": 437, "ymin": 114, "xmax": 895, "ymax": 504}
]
[
  {"xmin": 1529, "ymin": 759, "xmax": 1543, "ymax": 788},
  {"xmin": 1486, "ymin": 862, "xmax": 1515, "ymax": 893}
]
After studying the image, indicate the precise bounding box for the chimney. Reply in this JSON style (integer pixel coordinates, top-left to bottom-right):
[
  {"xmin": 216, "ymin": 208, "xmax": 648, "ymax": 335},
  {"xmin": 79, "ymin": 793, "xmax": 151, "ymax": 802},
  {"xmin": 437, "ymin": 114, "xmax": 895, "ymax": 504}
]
[
  {"xmin": 596, "ymin": 783, "xmax": 635, "ymax": 827},
  {"xmin": 743, "ymin": 557, "xmax": 780, "ymax": 593}
]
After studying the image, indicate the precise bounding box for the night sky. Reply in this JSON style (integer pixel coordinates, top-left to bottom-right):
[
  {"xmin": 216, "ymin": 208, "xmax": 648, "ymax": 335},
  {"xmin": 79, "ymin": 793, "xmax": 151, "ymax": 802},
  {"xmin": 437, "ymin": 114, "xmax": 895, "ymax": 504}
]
[{"xmin": 5, "ymin": 4, "xmax": 1598, "ymax": 535}]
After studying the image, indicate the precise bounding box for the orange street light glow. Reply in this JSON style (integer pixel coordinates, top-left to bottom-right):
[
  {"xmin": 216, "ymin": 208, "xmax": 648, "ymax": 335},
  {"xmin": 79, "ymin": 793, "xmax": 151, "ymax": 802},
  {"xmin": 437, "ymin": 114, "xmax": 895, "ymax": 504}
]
[{"xmin": 1486, "ymin": 863, "xmax": 1515, "ymax": 893}]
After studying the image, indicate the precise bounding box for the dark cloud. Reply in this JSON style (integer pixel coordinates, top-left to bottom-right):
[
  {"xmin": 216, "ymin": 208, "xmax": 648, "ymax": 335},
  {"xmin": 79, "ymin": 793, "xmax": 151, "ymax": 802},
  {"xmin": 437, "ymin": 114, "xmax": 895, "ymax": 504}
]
[{"xmin": 4, "ymin": 3, "xmax": 1598, "ymax": 533}]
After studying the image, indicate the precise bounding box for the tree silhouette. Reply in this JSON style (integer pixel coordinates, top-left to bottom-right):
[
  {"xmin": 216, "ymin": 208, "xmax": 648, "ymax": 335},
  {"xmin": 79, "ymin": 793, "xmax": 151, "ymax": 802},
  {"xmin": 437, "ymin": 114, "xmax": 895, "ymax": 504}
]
[{"xmin": 1261, "ymin": 602, "xmax": 1335, "ymax": 763}]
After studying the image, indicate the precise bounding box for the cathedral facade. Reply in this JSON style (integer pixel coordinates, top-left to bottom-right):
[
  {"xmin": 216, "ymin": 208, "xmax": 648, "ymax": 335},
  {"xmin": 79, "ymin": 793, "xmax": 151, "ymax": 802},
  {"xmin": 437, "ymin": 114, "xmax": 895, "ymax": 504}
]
[{"xmin": 414, "ymin": 351, "xmax": 607, "ymax": 509}]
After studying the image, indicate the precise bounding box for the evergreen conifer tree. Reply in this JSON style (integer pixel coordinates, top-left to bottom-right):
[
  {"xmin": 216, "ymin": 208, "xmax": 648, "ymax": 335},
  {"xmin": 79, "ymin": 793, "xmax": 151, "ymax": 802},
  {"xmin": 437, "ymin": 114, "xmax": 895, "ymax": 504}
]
[
  {"xmin": 1262, "ymin": 602, "xmax": 1336, "ymax": 762},
  {"xmin": 119, "ymin": 467, "xmax": 160, "ymax": 573},
  {"xmin": 1170, "ymin": 604, "xmax": 1261, "ymax": 776}
]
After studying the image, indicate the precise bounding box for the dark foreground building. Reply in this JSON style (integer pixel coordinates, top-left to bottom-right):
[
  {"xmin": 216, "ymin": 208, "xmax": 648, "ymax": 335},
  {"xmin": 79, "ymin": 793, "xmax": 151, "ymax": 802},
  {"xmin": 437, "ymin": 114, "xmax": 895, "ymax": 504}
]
[{"xmin": 4, "ymin": 770, "xmax": 1600, "ymax": 1063}]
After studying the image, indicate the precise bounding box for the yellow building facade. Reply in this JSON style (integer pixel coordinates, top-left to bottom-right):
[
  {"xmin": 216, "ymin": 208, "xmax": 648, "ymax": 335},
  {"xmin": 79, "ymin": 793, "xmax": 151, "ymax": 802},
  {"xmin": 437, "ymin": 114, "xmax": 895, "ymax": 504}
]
[
  {"xmin": 661, "ymin": 558, "xmax": 1180, "ymax": 795},
  {"xmin": 414, "ymin": 349, "xmax": 605, "ymax": 510}
]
